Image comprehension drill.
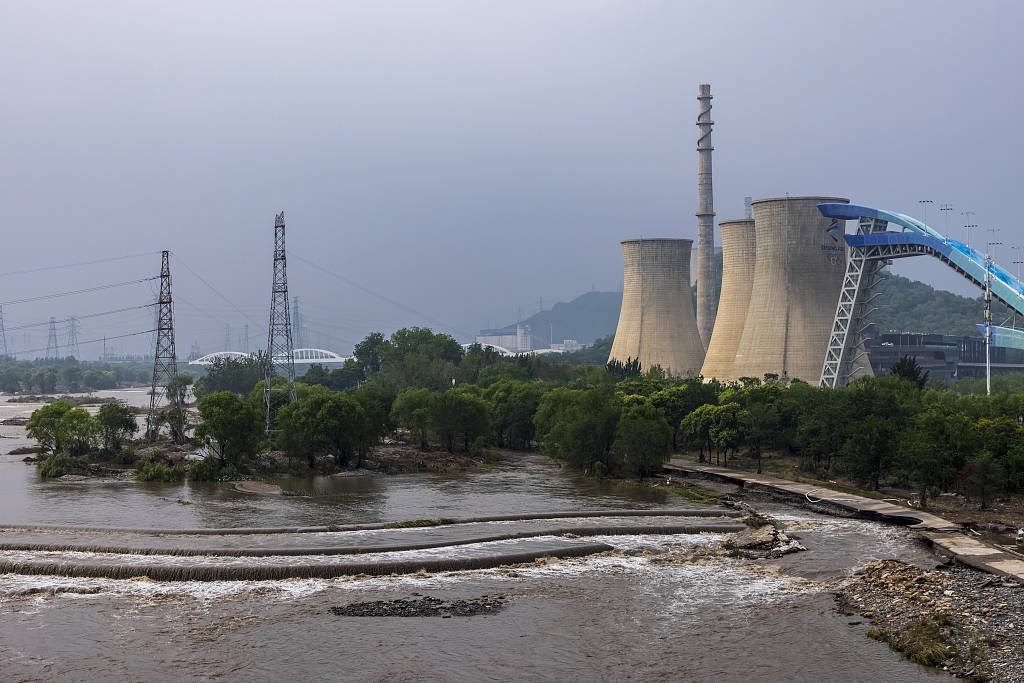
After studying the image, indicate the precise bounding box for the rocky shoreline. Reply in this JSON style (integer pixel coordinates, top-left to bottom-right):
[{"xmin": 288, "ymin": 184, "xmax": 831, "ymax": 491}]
[{"xmin": 836, "ymin": 560, "xmax": 1024, "ymax": 681}]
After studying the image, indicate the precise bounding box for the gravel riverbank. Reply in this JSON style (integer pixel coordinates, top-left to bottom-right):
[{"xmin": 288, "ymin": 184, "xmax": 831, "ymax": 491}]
[{"xmin": 837, "ymin": 559, "xmax": 1024, "ymax": 681}]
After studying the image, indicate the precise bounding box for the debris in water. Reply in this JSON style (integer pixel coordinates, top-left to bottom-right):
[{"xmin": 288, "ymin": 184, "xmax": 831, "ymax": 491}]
[{"xmin": 329, "ymin": 596, "xmax": 507, "ymax": 617}]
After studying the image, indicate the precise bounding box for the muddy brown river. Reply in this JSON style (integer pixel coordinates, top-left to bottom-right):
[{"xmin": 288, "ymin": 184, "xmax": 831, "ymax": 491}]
[{"xmin": 0, "ymin": 392, "xmax": 949, "ymax": 680}]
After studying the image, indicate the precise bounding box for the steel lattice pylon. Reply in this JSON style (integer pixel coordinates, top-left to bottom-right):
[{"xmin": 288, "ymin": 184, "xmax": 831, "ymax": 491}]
[
  {"xmin": 0, "ymin": 305, "xmax": 8, "ymax": 357},
  {"xmin": 45, "ymin": 318, "xmax": 59, "ymax": 360},
  {"xmin": 147, "ymin": 251, "xmax": 185, "ymax": 442},
  {"xmin": 820, "ymin": 217, "xmax": 889, "ymax": 388},
  {"xmin": 265, "ymin": 211, "xmax": 296, "ymax": 431}
]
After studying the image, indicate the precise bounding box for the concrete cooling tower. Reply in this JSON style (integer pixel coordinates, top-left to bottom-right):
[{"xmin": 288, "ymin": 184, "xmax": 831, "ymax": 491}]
[
  {"xmin": 700, "ymin": 219, "xmax": 755, "ymax": 381},
  {"xmin": 608, "ymin": 238, "xmax": 705, "ymax": 377},
  {"xmin": 730, "ymin": 196, "xmax": 849, "ymax": 382}
]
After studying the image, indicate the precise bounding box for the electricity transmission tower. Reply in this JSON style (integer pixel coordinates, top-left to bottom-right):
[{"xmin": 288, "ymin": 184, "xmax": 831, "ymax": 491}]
[
  {"xmin": 147, "ymin": 251, "xmax": 184, "ymax": 442},
  {"xmin": 265, "ymin": 211, "xmax": 296, "ymax": 431},
  {"xmin": 224, "ymin": 323, "xmax": 231, "ymax": 351},
  {"xmin": 66, "ymin": 316, "xmax": 81, "ymax": 358},
  {"xmin": 45, "ymin": 318, "xmax": 59, "ymax": 360},
  {"xmin": 243, "ymin": 324, "xmax": 249, "ymax": 353},
  {"xmin": 0, "ymin": 305, "xmax": 7, "ymax": 357},
  {"xmin": 291, "ymin": 296, "xmax": 306, "ymax": 349}
]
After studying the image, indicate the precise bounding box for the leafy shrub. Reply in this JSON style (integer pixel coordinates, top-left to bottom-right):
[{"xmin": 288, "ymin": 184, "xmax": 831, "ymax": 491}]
[
  {"xmin": 37, "ymin": 452, "xmax": 87, "ymax": 478},
  {"xmin": 188, "ymin": 455, "xmax": 238, "ymax": 482},
  {"xmin": 136, "ymin": 454, "xmax": 185, "ymax": 482}
]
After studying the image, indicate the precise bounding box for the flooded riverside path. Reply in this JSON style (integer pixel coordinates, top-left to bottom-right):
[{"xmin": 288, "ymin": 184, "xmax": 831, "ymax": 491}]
[{"xmin": 0, "ymin": 392, "xmax": 949, "ymax": 680}]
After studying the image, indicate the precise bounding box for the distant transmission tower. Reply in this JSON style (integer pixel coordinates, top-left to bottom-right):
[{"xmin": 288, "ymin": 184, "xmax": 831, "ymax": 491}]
[
  {"xmin": 147, "ymin": 251, "xmax": 184, "ymax": 442},
  {"xmin": 224, "ymin": 323, "xmax": 231, "ymax": 351},
  {"xmin": 243, "ymin": 324, "xmax": 249, "ymax": 353},
  {"xmin": 744, "ymin": 196, "xmax": 753, "ymax": 220},
  {"xmin": 291, "ymin": 296, "xmax": 305, "ymax": 349},
  {"xmin": 66, "ymin": 316, "xmax": 81, "ymax": 358},
  {"xmin": 45, "ymin": 318, "xmax": 59, "ymax": 360},
  {"xmin": 265, "ymin": 211, "xmax": 296, "ymax": 430},
  {"xmin": 0, "ymin": 305, "xmax": 8, "ymax": 357}
]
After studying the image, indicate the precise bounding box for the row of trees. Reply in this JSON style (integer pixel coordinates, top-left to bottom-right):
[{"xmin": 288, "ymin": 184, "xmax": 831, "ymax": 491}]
[
  {"xmin": 0, "ymin": 357, "xmax": 150, "ymax": 394},
  {"xmin": 29, "ymin": 324, "xmax": 1024, "ymax": 508}
]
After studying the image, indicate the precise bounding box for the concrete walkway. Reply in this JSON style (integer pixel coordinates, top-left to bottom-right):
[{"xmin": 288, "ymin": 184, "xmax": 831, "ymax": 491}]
[{"xmin": 667, "ymin": 459, "xmax": 1024, "ymax": 583}]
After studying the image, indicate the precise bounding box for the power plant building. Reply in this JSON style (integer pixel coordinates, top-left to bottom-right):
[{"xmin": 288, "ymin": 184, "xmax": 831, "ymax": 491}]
[
  {"xmin": 730, "ymin": 196, "xmax": 849, "ymax": 382},
  {"xmin": 700, "ymin": 219, "xmax": 755, "ymax": 381},
  {"xmin": 608, "ymin": 238, "xmax": 704, "ymax": 377}
]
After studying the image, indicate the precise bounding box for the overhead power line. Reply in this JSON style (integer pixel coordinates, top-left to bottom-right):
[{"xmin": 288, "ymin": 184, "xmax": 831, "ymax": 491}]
[
  {"xmin": 14, "ymin": 329, "xmax": 156, "ymax": 357},
  {"xmin": 0, "ymin": 277, "xmax": 157, "ymax": 307},
  {"xmin": 170, "ymin": 254, "xmax": 266, "ymax": 333},
  {"xmin": 3, "ymin": 304, "xmax": 155, "ymax": 333},
  {"xmin": 0, "ymin": 252, "xmax": 160, "ymax": 280},
  {"xmin": 291, "ymin": 252, "xmax": 464, "ymax": 337}
]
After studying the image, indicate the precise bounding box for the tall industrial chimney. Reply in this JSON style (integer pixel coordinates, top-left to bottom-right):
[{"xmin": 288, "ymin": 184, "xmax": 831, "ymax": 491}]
[
  {"xmin": 700, "ymin": 219, "xmax": 755, "ymax": 381},
  {"xmin": 731, "ymin": 196, "xmax": 849, "ymax": 382},
  {"xmin": 695, "ymin": 83, "xmax": 716, "ymax": 350},
  {"xmin": 608, "ymin": 238, "xmax": 705, "ymax": 377}
]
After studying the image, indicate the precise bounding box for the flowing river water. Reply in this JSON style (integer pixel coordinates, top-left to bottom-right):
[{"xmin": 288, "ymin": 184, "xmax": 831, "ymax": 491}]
[{"xmin": 0, "ymin": 391, "xmax": 949, "ymax": 680}]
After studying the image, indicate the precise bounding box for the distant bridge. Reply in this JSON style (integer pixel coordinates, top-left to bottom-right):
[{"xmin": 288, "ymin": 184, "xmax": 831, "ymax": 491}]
[{"xmin": 188, "ymin": 348, "xmax": 350, "ymax": 366}]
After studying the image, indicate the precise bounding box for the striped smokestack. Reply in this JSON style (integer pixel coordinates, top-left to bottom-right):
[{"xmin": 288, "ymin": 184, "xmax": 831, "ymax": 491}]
[{"xmin": 695, "ymin": 83, "xmax": 715, "ymax": 350}]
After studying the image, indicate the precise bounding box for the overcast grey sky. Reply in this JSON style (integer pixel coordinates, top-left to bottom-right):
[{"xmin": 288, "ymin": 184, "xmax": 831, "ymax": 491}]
[{"xmin": 2, "ymin": 1, "xmax": 1022, "ymax": 357}]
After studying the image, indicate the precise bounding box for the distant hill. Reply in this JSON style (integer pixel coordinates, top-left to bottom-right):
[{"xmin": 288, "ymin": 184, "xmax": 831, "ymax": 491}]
[
  {"xmin": 875, "ymin": 274, "xmax": 996, "ymax": 337},
  {"xmin": 504, "ymin": 265, "xmax": 993, "ymax": 353},
  {"xmin": 517, "ymin": 291, "xmax": 623, "ymax": 347}
]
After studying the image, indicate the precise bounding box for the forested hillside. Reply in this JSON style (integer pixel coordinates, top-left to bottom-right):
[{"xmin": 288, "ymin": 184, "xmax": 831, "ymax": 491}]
[{"xmin": 516, "ymin": 264, "xmax": 991, "ymax": 353}]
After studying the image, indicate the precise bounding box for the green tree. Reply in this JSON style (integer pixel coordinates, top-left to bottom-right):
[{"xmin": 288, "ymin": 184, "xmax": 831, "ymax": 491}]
[
  {"xmin": 392, "ymin": 387, "xmax": 433, "ymax": 450},
  {"xmin": 961, "ymin": 451, "xmax": 1003, "ymax": 510},
  {"xmin": 193, "ymin": 391, "xmax": 263, "ymax": 467},
  {"xmin": 276, "ymin": 387, "xmax": 372, "ymax": 467},
  {"xmin": 353, "ymin": 332, "xmax": 388, "ymax": 377},
  {"xmin": 534, "ymin": 386, "xmax": 621, "ymax": 473},
  {"xmin": 26, "ymin": 401, "xmax": 73, "ymax": 453},
  {"xmin": 96, "ymin": 402, "xmax": 139, "ymax": 452},
  {"xmin": 192, "ymin": 353, "xmax": 267, "ymax": 398},
  {"xmin": 429, "ymin": 389, "xmax": 490, "ymax": 453},
  {"xmin": 890, "ymin": 355, "xmax": 929, "ymax": 389},
  {"xmin": 680, "ymin": 404, "xmax": 717, "ymax": 463},
  {"xmin": 485, "ymin": 379, "xmax": 545, "ymax": 449},
  {"xmin": 709, "ymin": 402, "xmax": 748, "ymax": 466},
  {"xmin": 60, "ymin": 408, "xmax": 100, "ymax": 458},
  {"xmin": 612, "ymin": 402, "xmax": 673, "ymax": 476}
]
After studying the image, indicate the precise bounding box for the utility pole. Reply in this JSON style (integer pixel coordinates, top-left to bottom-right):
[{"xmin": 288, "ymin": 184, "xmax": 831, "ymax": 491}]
[
  {"xmin": 265, "ymin": 211, "xmax": 296, "ymax": 431},
  {"xmin": 45, "ymin": 318, "xmax": 59, "ymax": 360},
  {"xmin": 66, "ymin": 316, "xmax": 80, "ymax": 359},
  {"xmin": 917, "ymin": 200, "xmax": 933, "ymax": 226},
  {"xmin": 985, "ymin": 239, "xmax": 1002, "ymax": 396},
  {"xmin": 0, "ymin": 305, "xmax": 7, "ymax": 357},
  {"xmin": 962, "ymin": 210, "xmax": 977, "ymax": 252},
  {"xmin": 147, "ymin": 251, "xmax": 184, "ymax": 442},
  {"xmin": 939, "ymin": 203, "xmax": 953, "ymax": 241},
  {"xmin": 1012, "ymin": 246, "xmax": 1023, "ymax": 329}
]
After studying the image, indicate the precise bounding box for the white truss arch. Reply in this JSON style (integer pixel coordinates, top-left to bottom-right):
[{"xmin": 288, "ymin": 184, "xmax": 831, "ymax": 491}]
[
  {"xmin": 288, "ymin": 348, "xmax": 349, "ymax": 364},
  {"xmin": 188, "ymin": 351, "xmax": 250, "ymax": 366}
]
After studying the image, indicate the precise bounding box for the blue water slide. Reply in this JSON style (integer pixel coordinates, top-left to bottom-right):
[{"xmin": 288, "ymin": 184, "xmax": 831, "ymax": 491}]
[{"xmin": 818, "ymin": 203, "xmax": 1024, "ymax": 322}]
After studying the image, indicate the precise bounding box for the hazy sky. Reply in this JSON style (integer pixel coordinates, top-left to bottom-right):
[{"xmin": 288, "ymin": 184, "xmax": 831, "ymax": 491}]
[{"xmin": 2, "ymin": 1, "xmax": 1022, "ymax": 357}]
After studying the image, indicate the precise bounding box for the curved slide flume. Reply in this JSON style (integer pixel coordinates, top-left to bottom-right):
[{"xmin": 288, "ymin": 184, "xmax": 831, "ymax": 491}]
[{"xmin": 818, "ymin": 203, "xmax": 1024, "ymax": 322}]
